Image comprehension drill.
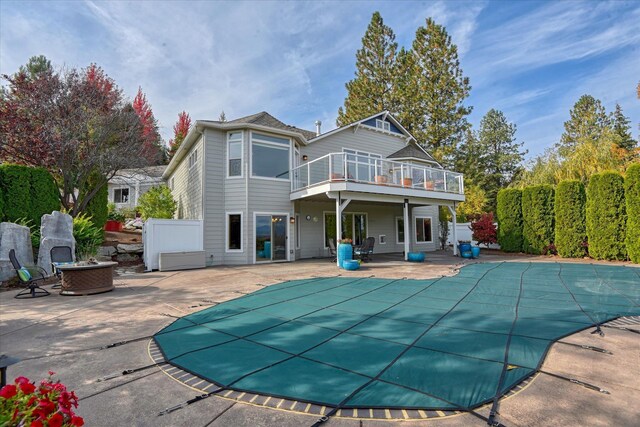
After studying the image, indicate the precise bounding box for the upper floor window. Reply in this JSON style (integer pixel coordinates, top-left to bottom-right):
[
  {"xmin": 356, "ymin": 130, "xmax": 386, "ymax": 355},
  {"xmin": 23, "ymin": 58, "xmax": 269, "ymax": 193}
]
[
  {"xmin": 114, "ymin": 188, "xmax": 129, "ymax": 203},
  {"xmin": 251, "ymin": 132, "xmax": 290, "ymax": 180},
  {"xmin": 228, "ymin": 132, "xmax": 243, "ymax": 178},
  {"xmin": 376, "ymin": 119, "xmax": 391, "ymax": 132},
  {"xmin": 188, "ymin": 149, "xmax": 198, "ymax": 169}
]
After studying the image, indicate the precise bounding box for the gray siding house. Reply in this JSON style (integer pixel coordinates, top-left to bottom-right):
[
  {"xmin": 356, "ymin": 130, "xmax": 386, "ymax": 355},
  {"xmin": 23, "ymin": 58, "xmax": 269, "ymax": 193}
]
[
  {"xmin": 163, "ymin": 111, "xmax": 464, "ymax": 266},
  {"xmin": 108, "ymin": 165, "xmax": 166, "ymax": 210}
]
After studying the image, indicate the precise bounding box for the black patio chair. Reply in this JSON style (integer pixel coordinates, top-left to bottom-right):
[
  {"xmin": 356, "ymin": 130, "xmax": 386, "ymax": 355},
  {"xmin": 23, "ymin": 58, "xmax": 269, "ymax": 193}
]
[
  {"xmin": 354, "ymin": 237, "xmax": 375, "ymax": 262},
  {"xmin": 50, "ymin": 246, "xmax": 74, "ymax": 289},
  {"xmin": 9, "ymin": 249, "xmax": 50, "ymax": 299},
  {"xmin": 328, "ymin": 238, "xmax": 337, "ymax": 262}
]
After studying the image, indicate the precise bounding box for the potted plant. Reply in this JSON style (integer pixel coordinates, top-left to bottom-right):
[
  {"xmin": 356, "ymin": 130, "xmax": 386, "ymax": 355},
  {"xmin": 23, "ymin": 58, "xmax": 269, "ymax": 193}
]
[
  {"xmin": 337, "ymin": 238, "xmax": 353, "ymax": 268},
  {"xmin": 402, "ymin": 177, "xmax": 413, "ymax": 188},
  {"xmin": 105, "ymin": 203, "xmax": 125, "ymax": 232},
  {"xmin": 424, "ymin": 180, "xmax": 435, "ymax": 190},
  {"xmin": 330, "ymin": 173, "xmax": 344, "ymax": 181},
  {"xmin": 375, "ymin": 175, "xmax": 388, "ymax": 184}
]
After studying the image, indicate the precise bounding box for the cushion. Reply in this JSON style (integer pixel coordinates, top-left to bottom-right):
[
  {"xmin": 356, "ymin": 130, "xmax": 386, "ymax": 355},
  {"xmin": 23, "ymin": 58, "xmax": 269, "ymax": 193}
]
[{"xmin": 17, "ymin": 267, "xmax": 32, "ymax": 282}]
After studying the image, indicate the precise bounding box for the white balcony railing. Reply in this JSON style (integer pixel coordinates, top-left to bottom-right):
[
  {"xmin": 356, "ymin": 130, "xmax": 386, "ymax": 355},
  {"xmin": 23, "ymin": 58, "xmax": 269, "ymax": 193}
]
[{"xmin": 291, "ymin": 153, "xmax": 464, "ymax": 195}]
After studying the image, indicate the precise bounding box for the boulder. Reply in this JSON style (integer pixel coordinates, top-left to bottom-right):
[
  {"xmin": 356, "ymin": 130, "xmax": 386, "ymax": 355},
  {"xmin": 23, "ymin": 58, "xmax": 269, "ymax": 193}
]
[
  {"xmin": 0, "ymin": 222, "xmax": 34, "ymax": 281},
  {"xmin": 115, "ymin": 253, "xmax": 138, "ymax": 262},
  {"xmin": 117, "ymin": 243, "xmax": 144, "ymax": 254},
  {"xmin": 98, "ymin": 246, "xmax": 117, "ymax": 257},
  {"xmin": 37, "ymin": 211, "xmax": 75, "ymax": 276}
]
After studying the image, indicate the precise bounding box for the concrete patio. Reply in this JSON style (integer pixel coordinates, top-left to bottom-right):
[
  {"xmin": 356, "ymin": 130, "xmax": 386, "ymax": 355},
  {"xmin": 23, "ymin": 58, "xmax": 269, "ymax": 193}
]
[{"xmin": 1, "ymin": 251, "xmax": 638, "ymax": 426}]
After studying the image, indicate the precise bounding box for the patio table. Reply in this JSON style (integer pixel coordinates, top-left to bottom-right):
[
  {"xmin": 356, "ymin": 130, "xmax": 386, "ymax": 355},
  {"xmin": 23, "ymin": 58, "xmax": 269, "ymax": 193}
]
[{"xmin": 57, "ymin": 261, "xmax": 117, "ymax": 296}]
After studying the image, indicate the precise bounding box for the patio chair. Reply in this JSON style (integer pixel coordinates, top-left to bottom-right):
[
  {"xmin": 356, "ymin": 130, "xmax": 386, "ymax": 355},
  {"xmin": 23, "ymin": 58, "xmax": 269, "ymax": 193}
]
[
  {"xmin": 50, "ymin": 246, "xmax": 74, "ymax": 289},
  {"xmin": 9, "ymin": 249, "xmax": 50, "ymax": 299},
  {"xmin": 354, "ymin": 237, "xmax": 375, "ymax": 262},
  {"xmin": 328, "ymin": 238, "xmax": 337, "ymax": 262}
]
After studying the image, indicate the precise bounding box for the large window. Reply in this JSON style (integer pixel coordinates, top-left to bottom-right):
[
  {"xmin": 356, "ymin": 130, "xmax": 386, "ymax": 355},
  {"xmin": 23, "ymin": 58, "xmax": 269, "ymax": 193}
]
[
  {"xmin": 415, "ymin": 217, "xmax": 433, "ymax": 243},
  {"xmin": 251, "ymin": 132, "xmax": 290, "ymax": 180},
  {"xmin": 227, "ymin": 132, "xmax": 243, "ymax": 178},
  {"xmin": 114, "ymin": 188, "xmax": 129, "ymax": 203},
  {"xmin": 226, "ymin": 213, "xmax": 242, "ymax": 251},
  {"xmin": 324, "ymin": 212, "xmax": 367, "ymax": 247},
  {"xmin": 188, "ymin": 149, "xmax": 198, "ymax": 168},
  {"xmin": 396, "ymin": 217, "xmax": 405, "ymax": 244}
]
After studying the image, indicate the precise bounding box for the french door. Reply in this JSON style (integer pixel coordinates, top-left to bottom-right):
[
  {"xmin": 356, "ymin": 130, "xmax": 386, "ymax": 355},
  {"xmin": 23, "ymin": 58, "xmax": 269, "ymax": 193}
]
[{"xmin": 255, "ymin": 214, "xmax": 288, "ymax": 262}]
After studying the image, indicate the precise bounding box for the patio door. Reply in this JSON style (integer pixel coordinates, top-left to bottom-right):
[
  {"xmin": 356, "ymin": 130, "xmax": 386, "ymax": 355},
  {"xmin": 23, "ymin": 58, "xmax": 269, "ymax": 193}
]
[{"xmin": 255, "ymin": 214, "xmax": 288, "ymax": 262}]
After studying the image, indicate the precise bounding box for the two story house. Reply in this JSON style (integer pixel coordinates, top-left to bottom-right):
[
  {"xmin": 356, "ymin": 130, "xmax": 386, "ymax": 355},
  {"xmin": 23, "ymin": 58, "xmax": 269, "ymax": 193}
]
[{"xmin": 163, "ymin": 111, "xmax": 464, "ymax": 266}]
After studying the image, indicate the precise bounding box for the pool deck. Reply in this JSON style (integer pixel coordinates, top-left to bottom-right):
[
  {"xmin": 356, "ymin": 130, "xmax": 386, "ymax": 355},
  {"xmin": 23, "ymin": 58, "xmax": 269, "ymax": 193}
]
[{"xmin": 1, "ymin": 251, "xmax": 638, "ymax": 426}]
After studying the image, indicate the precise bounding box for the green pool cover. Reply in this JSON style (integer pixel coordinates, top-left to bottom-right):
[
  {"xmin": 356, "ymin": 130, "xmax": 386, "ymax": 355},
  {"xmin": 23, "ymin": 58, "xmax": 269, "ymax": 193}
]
[{"xmin": 154, "ymin": 262, "xmax": 639, "ymax": 411}]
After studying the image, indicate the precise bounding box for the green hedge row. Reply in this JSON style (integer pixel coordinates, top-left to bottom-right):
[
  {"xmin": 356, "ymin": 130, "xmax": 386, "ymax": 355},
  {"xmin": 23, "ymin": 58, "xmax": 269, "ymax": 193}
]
[
  {"xmin": 626, "ymin": 164, "xmax": 640, "ymax": 263},
  {"xmin": 522, "ymin": 185, "xmax": 555, "ymax": 255},
  {"xmin": 586, "ymin": 172, "xmax": 627, "ymax": 261},
  {"xmin": 555, "ymin": 180, "xmax": 587, "ymax": 258},
  {"xmin": 0, "ymin": 164, "xmax": 60, "ymax": 227},
  {"xmin": 496, "ymin": 188, "xmax": 523, "ymax": 252}
]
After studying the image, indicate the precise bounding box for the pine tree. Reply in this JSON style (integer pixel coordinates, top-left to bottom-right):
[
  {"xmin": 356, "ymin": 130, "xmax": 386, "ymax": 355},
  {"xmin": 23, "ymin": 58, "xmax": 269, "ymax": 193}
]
[
  {"xmin": 17, "ymin": 55, "xmax": 52, "ymax": 79},
  {"xmin": 610, "ymin": 103, "xmax": 636, "ymax": 151},
  {"xmin": 219, "ymin": 110, "xmax": 227, "ymax": 122},
  {"xmin": 409, "ymin": 18, "xmax": 472, "ymax": 165},
  {"xmin": 336, "ymin": 12, "xmax": 398, "ymax": 126},
  {"xmin": 454, "ymin": 128, "xmax": 484, "ymax": 186},
  {"xmin": 168, "ymin": 111, "xmax": 192, "ymax": 159},
  {"xmin": 558, "ymin": 95, "xmax": 609, "ymax": 158}
]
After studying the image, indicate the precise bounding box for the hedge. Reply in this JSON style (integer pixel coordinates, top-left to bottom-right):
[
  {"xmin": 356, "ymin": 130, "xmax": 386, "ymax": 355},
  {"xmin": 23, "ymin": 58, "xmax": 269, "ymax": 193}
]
[
  {"xmin": 522, "ymin": 185, "xmax": 555, "ymax": 254},
  {"xmin": 83, "ymin": 174, "xmax": 109, "ymax": 230},
  {"xmin": 496, "ymin": 188, "xmax": 523, "ymax": 252},
  {"xmin": 625, "ymin": 163, "xmax": 640, "ymax": 263},
  {"xmin": 586, "ymin": 171, "xmax": 627, "ymax": 260},
  {"xmin": 0, "ymin": 164, "xmax": 60, "ymax": 227},
  {"xmin": 555, "ymin": 180, "xmax": 587, "ymax": 258}
]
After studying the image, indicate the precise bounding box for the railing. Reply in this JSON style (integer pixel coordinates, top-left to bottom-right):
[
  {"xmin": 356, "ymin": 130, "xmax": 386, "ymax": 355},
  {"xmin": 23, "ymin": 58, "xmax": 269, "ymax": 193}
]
[{"xmin": 291, "ymin": 152, "xmax": 464, "ymax": 195}]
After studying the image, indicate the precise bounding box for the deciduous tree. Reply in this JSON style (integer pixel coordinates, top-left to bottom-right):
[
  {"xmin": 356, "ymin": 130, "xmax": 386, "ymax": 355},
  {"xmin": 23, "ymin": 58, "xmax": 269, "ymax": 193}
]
[
  {"xmin": 168, "ymin": 111, "xmax": 192, "ymax": 159},
  {"xmin": 133, "ymin": 87, "xmax": 165, "ymax": 164}
]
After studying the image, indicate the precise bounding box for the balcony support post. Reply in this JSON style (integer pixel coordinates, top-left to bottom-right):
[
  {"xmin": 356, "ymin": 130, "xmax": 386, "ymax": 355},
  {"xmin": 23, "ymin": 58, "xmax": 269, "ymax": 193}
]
[
  {"xmin": 403, "ymin": 198, "xmax": 410, "ymax": 261},
  {"xmin": 447, "ymin": 204, "xmax": 458, "ymax": 256}
]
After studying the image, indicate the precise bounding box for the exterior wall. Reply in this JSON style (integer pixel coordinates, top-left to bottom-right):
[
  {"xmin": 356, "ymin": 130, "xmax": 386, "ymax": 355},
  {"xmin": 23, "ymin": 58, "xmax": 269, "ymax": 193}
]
[
  {"xmin": 167, "ymin": 136, "xmax": 204, "ymax": 221},
  {"xmin": 203, "ymin": 129, "xmax": 225, "ymax": 266},
  {"xmin": 107, "ymin": 180, "xmax": 162, "ymax": 210},
  {"xmin": 301, "ymin": 126, "xmax": 407, "ymax": 161}
]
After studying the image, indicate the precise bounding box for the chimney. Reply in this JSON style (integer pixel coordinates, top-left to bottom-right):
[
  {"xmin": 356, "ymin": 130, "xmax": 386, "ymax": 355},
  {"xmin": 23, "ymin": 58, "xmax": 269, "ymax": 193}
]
[{"xmin": 314, "ymin": 120, "xmax": 322, "ymax": 136}]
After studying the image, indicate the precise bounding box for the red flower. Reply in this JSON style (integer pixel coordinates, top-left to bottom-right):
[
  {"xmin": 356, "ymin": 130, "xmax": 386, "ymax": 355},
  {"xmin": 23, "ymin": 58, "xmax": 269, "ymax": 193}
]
[
  {"xmin": 71, "ymin": 415, "xmax": 85, "ymax": 426},
  {"xmin": 20, "ymin": 381, "xmax": 36, "ymax": 394},
  {"xmin": 30, "ymin": 421, "xmax": 44, "ymax": 427},
  {"xmin": 47, "ymin": 412, "xmax": 64, "ymax": 427},
  {"xmin": 15, "ymin": 376, "xmax": 30, "ymax": 385},
  {"xmin": 37, "ymin": 399, "xmax": 56, "ymax": 416},
  {"xmin": 48, "ymin": 371, "xmax": 56, "ymax": 376},
  {"xmin": 0, "ymin": 384, "xmax": 17, "ymax": 399}
]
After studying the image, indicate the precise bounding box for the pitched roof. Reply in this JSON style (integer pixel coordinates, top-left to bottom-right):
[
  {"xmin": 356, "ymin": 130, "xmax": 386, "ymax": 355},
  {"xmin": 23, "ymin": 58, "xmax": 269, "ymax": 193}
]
[
  {"xmin": 113, "ymin": 165, "xmax": 166, "ymax": 180},
  {"xmin": 203, "ymin": 111, "xmax": 317, "ymax": 140},
  {"xmin": 387, "ymin": 144, "xmax": 438, "ymax": 163}
]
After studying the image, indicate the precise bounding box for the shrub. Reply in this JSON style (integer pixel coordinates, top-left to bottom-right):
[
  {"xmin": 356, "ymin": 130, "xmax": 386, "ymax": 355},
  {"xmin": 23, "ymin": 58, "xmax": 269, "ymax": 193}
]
[
  {"xmin": 555, "ymin": 180, "xmax": 587, "ymax": 258},
  {"xmin": 0, "ymin": 164, "xmax": 32, "ymax": 223},
  {"xmin": 13, "ymin": 217, "xmax": 41, "ymax": 252},
  {"xmin": 137, "ymin": 185, "xmax": 176, "ymax": 220},
  {"xmin": 471, "ymin": 212, "xmax": 497, "ymax": 247},
  {"xmin": 496, "ymin": 188, "xmax": 523, "ymax": 252},
  {"xmin": 29, "ymin": 167, "xmax": 60, "ymax": 227},
  {"xmin": 522, "ymin": 185, "xmax": 555, "ymax": 255},
  {"xmin": 586, "ymin": 171, "xmax": 627, "ymax": 260},
  {"xmin": 73, "ymin": 213, "xmax": 104, "ymax": 259},
  {"xmin": 82, "ymin": 174, "xmax": 108, "ymax": 230},
  {"xmin": 625, "ymin": 163, "xmax": 640, "ymax": 263}
]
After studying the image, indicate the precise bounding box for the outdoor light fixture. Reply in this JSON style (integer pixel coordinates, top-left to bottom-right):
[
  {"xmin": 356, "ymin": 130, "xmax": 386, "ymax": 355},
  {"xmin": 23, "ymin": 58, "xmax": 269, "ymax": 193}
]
[
  {"xmin": 290, "ymin": 217, "xmax": 295, "ymax": 224},
  {"xmin": 302, "ymin": 155, "xmax": 308, "ymax": 161},
  {"xmin": 306, "ymin": 215, "xmax": 311, "ymax": 221}
]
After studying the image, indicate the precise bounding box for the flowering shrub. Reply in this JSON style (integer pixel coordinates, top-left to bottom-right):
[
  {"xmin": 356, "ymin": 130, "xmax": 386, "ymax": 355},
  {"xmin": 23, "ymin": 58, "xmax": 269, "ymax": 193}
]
[
  {"xmin": 470, "ymin": 213, "xmax": 498, "ymax": 247},
  {"xmin": 0, "ymin": 372, "xmax": 84, "ymax": 427},
  {"xmin": 338, "ymin": 239, "xmax": 353, "ymax": 244}
]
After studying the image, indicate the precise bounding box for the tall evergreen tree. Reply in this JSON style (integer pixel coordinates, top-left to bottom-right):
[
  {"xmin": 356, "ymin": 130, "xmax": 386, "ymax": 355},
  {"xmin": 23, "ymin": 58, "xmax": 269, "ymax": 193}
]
[
  {"xmin": 610, "ymin": 103, "xmax": 636, "ymax": 151},
  {"xmin": 336, "ymin": 12, "xmax": 398, "ymax": 126},
  {"xmin": 558, "ymin": 95, "xmax": 609, "ymax": 157},
  {"xmin": 454, "ymin": 128, "xmax": 484, "ymax": 186},
  {"xmin": 477, "ymin": 109, "xmax": 527, "ymax": 212},
  {"xmin": 409, "ymin": 18, "xmax": 472, "ymax": 165},
  {"xmin": 17, "ymin": 55, "xmax": 52, "ymax": 80}
]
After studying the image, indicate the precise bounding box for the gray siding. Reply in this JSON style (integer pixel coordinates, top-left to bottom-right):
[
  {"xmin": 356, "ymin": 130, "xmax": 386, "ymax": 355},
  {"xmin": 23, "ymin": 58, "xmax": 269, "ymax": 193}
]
[
  {"xmin": 301, "ymin": 126, "xmax": 407, "ymax": 161},
  {"xmin": 203, "ymin": 129, "xmax": 225, "ymax": 266},
  {"xmin": 167, "ymin": 136, "xmax": 204, "ymax": 221}
]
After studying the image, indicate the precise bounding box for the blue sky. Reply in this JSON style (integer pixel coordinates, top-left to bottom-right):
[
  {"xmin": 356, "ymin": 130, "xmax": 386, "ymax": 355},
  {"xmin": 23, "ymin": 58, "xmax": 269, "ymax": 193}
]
[{"xmin": 1, "ymin": 0, "xmax": 638, "ymax": 159}]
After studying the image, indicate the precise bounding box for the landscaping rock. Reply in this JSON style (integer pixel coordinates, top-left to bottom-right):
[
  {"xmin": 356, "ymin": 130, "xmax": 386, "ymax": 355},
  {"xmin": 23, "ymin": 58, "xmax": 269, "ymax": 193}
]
[
  {"xmin": 0, "ymin": 222, "xmax": 34, "ymax": 281},
  {"xmin": 98, "ymin": 246, "xmax": 117, "ymax": 257},
  {"xmin": 117, "ymin": 243, "xmax": 143, "ymax": 254},
  {"xmin": 38, "ymin": 211, "xmax": 75, "ymax": 276},
  {"xmin": 115, "ymin": 253, "xmax": 139, "ymax": 262}
]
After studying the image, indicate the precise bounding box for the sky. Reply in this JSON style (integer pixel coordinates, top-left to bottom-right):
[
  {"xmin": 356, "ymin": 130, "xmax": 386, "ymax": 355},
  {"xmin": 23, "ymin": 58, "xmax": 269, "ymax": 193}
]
[{"xmin": 1, "ymin": 0, "xmax": 638, "ymax": 160}]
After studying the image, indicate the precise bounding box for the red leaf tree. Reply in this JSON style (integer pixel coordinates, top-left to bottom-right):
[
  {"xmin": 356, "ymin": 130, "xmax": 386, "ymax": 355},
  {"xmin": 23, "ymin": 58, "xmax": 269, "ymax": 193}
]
[
  {"xmin": 133, "ymin": 87, "xmax": 165, "ymax": 164},
  {"xmin": 168, "ymin": 111, "xmax": 191, "ymax": 159},
  {"xmin": 470, "ymin": 212, "xmax": 498, "ymax": 247}
]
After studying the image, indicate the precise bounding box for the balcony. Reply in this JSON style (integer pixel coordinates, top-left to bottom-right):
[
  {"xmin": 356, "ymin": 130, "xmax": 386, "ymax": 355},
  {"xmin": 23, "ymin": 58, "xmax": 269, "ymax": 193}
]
[{"xmin": 291, "ymin": 153, "xmax": 464, "ymax": 202}]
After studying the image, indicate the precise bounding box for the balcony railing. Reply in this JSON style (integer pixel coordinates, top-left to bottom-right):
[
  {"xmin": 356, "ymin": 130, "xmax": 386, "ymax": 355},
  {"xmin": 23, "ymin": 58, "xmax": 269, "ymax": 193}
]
[{"xmin": 291, "ymin": 153, "xmax": 464, "ymax": 195}]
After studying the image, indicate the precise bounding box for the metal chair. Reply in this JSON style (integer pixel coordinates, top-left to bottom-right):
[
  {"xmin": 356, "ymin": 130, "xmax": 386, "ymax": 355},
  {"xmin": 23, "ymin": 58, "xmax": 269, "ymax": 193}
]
[
  {"xmin": 9, "ymin": 249, "xmax": 50, "ymax": 299},
  {"xmin": 328, "ymin": 238, "xmax": 337, "ymax": 262},
  {"xmin": 354, "ymin": 237, "xmax": 375, "ymax": 262},
  {"xmin": 50, "ymin": 246, "xmax": 74, "ymax": 289}
]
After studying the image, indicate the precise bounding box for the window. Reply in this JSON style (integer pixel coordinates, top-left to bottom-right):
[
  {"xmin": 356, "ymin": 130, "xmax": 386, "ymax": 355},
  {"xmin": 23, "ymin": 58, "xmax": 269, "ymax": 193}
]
[
  {"xmin": 227, "ymin": 213, "xmax": 242, "ymax": 251},
  {"xmin": 114, "ymin": 188, "xmax": 129, "ymax": 203},
  {"xmin": 324, "ymin": 212, "xmax": 367, "ymax": 247},
  {"xmin": 343, "ymin": 149, "xmax": 382, "ymax": 182},
  {"xmin": 396, "ymin": 217, "xmax": 404, "ymax": 244},
  {"xmin": 227, "ymin": 132, "xmax": 243, "ymax": 177},
  {"xmin": 188, "ymin": 149, "xmax": 198, "ymax": 168},
  {"xmin": 251, "ymin": 132, "xmax": 290, "ymax": 180},
  {"xmin": 415, "ymin": 217, "xmax": 433, "ymax": 243},
  {"xmin": 376, "ymin": 119, "xmax": 391, "ymax": 131}
]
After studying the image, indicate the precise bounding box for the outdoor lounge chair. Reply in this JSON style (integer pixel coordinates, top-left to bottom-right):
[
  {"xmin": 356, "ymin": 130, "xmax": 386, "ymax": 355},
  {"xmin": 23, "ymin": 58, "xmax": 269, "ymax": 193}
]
[
  {"xmin": 50, "ymin": 246, "xmax": 74, "ymax": 289},
  {"xmin": 328, "ymin": 238, "xmax": 337, "ymax": 262},
  {"xmin": 354, "ymin": 237, "xmax": 375, "ymax": 262},
  {"xmin": 9, "ymin": 249, "xmax": 50, "ymax": 299}
]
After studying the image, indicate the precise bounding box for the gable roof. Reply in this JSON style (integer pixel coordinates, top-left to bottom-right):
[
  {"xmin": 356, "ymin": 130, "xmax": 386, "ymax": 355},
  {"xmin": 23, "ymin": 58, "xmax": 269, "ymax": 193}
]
[
  {"xmin": 387, "ymin": 144, "xmax": 438, "ymax": 164},
  {"xmin": 307, "ymin": 111, "xmax": 414, "ymax": 144},
  {"xmin": 202, "ymin": 111, "xmax": 317, "ymax": 140}
]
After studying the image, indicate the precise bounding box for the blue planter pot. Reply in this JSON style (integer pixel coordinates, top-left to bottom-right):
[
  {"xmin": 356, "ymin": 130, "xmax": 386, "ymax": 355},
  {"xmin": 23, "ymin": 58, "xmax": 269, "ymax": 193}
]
[
  {"xmin": 461, "ymin": 251, "xmax": 473, "ymax": 259},
  {"xmin": 337, "ymin": 243, "xmax": 353, "ymax": 268},
  {"xmin": 471, "ymin": 247, "xmax": 481, "ymax": 258},
  {"xmin": 407, "ymin": 252, "xmax": 425, "ymax": 262},
  {"xmin": 343, "ymin": 260, "xmax": 360, "ymax": 271},
  {"xmin": 458, "ymin": 242, "xmax": 472, "ymax": 255}
]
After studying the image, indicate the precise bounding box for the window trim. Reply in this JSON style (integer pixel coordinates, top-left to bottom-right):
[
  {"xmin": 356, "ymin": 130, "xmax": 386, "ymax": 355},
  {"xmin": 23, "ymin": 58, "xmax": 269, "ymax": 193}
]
[
  {"xmin": 188, "ymin": 149, "xmax": 199, "ymax": 169},
  {"xmin": 250, "ymin": 131, "xmax": 292, "ymax": 181},
  {"xmin": 414, "ymin": 216, "xmax": 434, "ymax": 244},
  {"xmin": 322, "ymin": 211, "xmax": 368, "ymax": 249},
  {"xmin": 113, "ymin": 187, "xmax": 130, "ymax": 204},
  {"xmin": 227, "ymin": 131, "xmax": 244, "ymax": 179},
  {"xmin": 376, "ymin": 119, "xmax": 391, "ymax": 131},
  {"xmin": 395, "ymin": 216, "xmax": 405, "ymax": 245},
  {"xmin": 225, "ymin": 212, "xmax": 244, "ymax": 253}
]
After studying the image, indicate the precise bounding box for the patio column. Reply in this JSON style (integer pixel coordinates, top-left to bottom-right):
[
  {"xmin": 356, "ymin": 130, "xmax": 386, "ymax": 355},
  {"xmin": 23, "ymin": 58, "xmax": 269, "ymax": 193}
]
[
  {"xmin": 403, "ymin": 199, "xmax": 410, "ymax": 260},
  {"xmin": 335, "ymin": 192, "xmax": 351, "ymax": 266},
  {"xmin": 447, "ymin": 204, "xmax": 458, "ymax": 256}
]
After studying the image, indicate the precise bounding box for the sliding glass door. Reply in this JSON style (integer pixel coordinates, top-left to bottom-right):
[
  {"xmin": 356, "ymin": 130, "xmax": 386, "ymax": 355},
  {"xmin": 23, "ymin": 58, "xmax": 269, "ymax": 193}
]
[{"xmin": 255, "ymin": 214, "xmax": 288, "ymax": 262}]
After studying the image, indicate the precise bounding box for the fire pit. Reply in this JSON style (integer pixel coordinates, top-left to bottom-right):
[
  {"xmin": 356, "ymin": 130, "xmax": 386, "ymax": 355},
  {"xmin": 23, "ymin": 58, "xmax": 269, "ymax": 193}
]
[{"xmin": 57, "ymin": 261, "xmax": 117, "ymax": 296}]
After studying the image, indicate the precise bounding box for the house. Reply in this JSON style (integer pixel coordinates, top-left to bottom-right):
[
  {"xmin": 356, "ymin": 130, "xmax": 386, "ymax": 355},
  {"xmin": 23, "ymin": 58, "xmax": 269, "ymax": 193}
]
[
  {"xmin": 107, "ymin": 165, "xmax": 166, "ymax": 210},
  {"xmin": 163, "ymin": 111, "xmax": 464, "ymax": 266}
]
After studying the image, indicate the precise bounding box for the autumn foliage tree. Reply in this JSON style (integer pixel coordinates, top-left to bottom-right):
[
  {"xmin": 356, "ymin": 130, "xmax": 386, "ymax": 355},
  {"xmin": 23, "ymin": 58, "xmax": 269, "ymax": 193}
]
[
  {"xmin": 470, "ymin": 213, "xmax": 498, "ymax": 247},
  {"xmin": 133, "ymin": 87, "xmax": 166, "ymax": 164},
  {"xmin": 168, "ymin": 111, "xmax": 192, "ymax": 159},
  {"xmin": 0, "ymin": 58, "xmax": 149, "ymax": 216}
]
